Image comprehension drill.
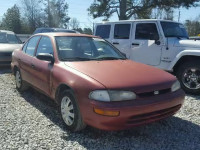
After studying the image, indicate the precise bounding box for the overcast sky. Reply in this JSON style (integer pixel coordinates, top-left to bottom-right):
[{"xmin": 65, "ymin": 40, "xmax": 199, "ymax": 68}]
[{"xmin": 0, "ymin": 0, "xmax": 200, "ymax": 28}]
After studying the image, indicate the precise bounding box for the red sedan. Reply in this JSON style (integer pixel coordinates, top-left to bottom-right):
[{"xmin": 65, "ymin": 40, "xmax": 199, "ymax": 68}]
[{"xmin": 11, "ymin": 33, "xmax": 185, "ymax": 131}]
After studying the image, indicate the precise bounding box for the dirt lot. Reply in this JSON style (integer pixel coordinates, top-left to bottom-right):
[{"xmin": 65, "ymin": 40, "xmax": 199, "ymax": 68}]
[{"xmin": 0, "ymin": 67, "xmax": 200, "ymax": 150}]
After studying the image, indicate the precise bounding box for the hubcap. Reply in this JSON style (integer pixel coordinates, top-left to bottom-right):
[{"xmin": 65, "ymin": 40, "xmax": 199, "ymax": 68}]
[
  {"xmin": 61, "ymin": 96, "xmax": 74, "ymax": 126},
  {"xmin": 15, "ymin": 71, "xmax": 22, "ymax": 88},
  {"xmin": 182, "ymin": 68, "xmax": 200, "ymax": 90}
]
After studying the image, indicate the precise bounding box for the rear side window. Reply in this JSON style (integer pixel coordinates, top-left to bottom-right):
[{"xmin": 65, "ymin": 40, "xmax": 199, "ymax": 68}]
[
  {"xmin": 25, "ymin": 36, "xmax": 40, "ymax": 56},
  {"xmin": 36, "ymin": 36, "xmax": 54, "ymax": 55},
  {"xmin": 135, "ymin": 23, "xmax": 159, "ymax": 40},
  {"xmin": 114, "ymin": 24, "xmax": 131, "ymax": 39},
  {"xmin": 95, "ymin": 25, "xmax": 111, "ymax": 39}
]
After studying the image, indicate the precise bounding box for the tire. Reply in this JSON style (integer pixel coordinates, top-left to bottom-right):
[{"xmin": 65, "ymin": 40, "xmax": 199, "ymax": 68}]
[
  {"xmin": 59, "ymin": 90, "xmax": 86, "ymax": 132},
  {"xmin": 15, "ymin": 69, "xmax": 29, "ymax": 92},
  {"xmin": 176, "ymin": 61, "xmax": 200, "ymax": 94}
]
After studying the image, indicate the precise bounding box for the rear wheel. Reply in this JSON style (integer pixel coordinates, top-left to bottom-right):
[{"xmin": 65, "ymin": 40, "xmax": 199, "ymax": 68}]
[
  {"xmin": 15, "ymin": 69, "xmax": 29, "ymax": 92},
  {"xmin": 59, "ymin": 90, "xmax": 86, "ymax": 132},
  {"xmin": 176, "ymin": 61, "xmax": 200, "ymax": 94}
]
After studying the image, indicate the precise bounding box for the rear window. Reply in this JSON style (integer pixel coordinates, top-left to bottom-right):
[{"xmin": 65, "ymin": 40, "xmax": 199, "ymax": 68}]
[
  {"xmin": 95, "ymin": 25, "xmax": 111, "ymax": 39},
  {"xmin": 114, "ymin": 24, "xmax": 131, "ymax": 39}
]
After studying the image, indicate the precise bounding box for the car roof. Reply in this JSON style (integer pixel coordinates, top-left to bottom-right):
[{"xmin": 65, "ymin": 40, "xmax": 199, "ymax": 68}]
[
  {"xmin": 34, "ymin": 33, "xmax": 99, "ymax": 38},
  {"xmin": 0, "ymin": 30, "xmax": 15, "ymax": 34}
]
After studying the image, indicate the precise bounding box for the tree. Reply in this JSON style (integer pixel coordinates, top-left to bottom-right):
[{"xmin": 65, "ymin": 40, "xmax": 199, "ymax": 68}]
[
  {"xmin": 69, "ymin": 18, "xmax": 80, "ymax": 29},
  {"xmin": 185, "ymin": 19, "xmax": 200, "ymax": 36},
  {"xmin": 1, "ymin": 5, "xmax": 21, "ymax": 33},
  {"xmin": 44, "ymin": 0, "xmax": 69, "ymax": 28},
  {"xmin": 88, "ymin": 0, "xmax": 199, "ymax": 20},
  {"xmin": 21, "ymin": 0, "xmax": 44, "ymax": 32},
  {"xmin": 83, "ymin": 28, "xmax": 93, "ymax": 35}
]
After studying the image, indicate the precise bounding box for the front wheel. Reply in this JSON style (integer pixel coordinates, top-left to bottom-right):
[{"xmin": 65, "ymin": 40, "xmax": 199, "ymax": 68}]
[
  {"xmin": 176, "ymin": 61, "xmax": 200, "ymax": 94},
  {"xmin": 59, "ymin": 90, "xmax": 86, "ymax": 132}
]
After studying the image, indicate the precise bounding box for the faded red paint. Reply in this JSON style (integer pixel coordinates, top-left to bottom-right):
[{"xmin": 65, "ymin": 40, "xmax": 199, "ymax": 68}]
[{"xmin": 11, "ymin": 33, "xmax": 185, "ymax": 131}]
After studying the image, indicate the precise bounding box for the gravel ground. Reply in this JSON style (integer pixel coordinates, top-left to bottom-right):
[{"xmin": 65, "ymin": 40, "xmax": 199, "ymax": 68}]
[{"xmin": 0, "ymin": 67, "xmax": 200, "ymax": 150}]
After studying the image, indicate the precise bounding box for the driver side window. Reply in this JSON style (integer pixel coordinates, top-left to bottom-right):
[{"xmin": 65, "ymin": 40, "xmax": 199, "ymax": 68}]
[
  {"xmin": 135, "ymin": 23, "xmax": 159, "ymax": 40},
  {"xmin": 36, "ymin": 36, "xmax": 54, "ymax": 56}
]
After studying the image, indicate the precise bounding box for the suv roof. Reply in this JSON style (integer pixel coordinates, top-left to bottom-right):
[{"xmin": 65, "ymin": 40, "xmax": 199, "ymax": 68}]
[{"xmin": 96, "ymin": 19, "xmax": 179, "ymax": 24}]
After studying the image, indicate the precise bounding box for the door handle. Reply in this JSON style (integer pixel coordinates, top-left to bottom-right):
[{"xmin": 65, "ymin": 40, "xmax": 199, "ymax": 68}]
[
  {"xmin": 31, "ymin": 64, "xmax": 35, "ymax": 69},
  {"xmin": 113, "ymin": 42, "xmax": 119, "ymax": 45},
  {"xmin": 132, "ymin": 43, "xmax": 140, "ymax": 46}
]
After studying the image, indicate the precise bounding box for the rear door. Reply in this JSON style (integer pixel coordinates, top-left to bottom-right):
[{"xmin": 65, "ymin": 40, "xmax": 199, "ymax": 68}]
[
  {"xmin": 130, "ymin": 22, "xmax": 162, "ymax": 66},
  {"xmin": 19, "ymin": 36, "xmax": 41, "ymax": 83},
  {"xmin": 111, "ymin": 23, "xmax": 132, "ymax": 57}
]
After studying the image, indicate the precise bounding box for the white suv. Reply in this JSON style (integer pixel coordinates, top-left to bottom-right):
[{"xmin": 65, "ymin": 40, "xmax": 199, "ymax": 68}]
[{"xmin": 94, "ymin": 19, "xmax": 200, "ymax": 94}]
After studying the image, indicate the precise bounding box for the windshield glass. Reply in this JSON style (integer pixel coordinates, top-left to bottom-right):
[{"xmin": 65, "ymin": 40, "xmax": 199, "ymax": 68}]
[
  {"xmin": 55, "ymin": 36, "xmax": 126, "ymax": 61},
  {"xmin": 161, "ymin": 21, "xmax": 188, "ymax": 38},
  {"xmin": 0, "ymin": 32, "xmax": 21, "ymax": 44}
]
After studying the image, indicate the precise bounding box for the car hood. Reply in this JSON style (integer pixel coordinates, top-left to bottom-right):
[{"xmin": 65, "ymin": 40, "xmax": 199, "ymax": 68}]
[
  {"xmin": 174, "ymin": 39, "xmax": 200, "ymax": 48},
  {"xmin": 64, "ymin": 60, "xmax": 176, "ymax": 94},
  {"xmin": 0, "ymin": 44, "xmax": 22, "ymax": 52}
]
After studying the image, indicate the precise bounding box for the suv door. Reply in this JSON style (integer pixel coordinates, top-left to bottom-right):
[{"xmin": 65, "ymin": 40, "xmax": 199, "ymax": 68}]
[
  {"xmin": 31, "ymin": 36, "xmax": 54, "ymax": 95},
  {"xmin": 130, "ymin": 22, "xmax": 162, "ymax": 66},
  {"xmin": 111, "ymin": 23, "xmax": 132, "ymax": 56},
  {"xmin": 20, "ymin": 36, "xmax": 41, "ymax": 83}
]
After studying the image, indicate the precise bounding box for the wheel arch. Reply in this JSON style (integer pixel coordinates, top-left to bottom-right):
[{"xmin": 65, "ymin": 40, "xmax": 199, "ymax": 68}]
[
  {"xmin": 168, "ymin": 50, "xmax": 200, "ymax": 72},
  {"xmin": 173, "ymin": 55, "xmax": 200, "ymax": 73},
  {"xmin": 55, "ymin": 83, "xmax": 74, "ymax": 103}
]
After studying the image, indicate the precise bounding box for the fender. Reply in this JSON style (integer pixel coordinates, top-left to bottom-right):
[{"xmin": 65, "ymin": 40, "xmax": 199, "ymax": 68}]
[{"xmin": 167, "ymin": 50, "xmax": 200, "ymax": 71}]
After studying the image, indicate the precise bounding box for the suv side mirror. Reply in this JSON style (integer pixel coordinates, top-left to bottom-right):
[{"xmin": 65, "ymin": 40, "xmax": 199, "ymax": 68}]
[
  {"xmin": 149, "ymin": 33, "xmax": 160, "ymax": 45},
  {"xmin": 36, "ymin": 53, "xmax": 54, "ymax": 64}
]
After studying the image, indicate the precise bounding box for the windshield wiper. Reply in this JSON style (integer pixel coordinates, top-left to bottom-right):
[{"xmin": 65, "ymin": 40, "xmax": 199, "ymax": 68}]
[
  {"xmin": 61, "ymin": 57, "xmax": 96, "ymax": 61},
  {"xmin": 96, "ymin": 57, "xmax": 126, "ymax": 60}
]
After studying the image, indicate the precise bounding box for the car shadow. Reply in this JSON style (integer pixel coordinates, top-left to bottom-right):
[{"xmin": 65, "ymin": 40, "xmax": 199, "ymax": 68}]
[
  {"xmin": 21, "ymin": 88, "xmax": 200, "ymax": 150},
  {"xmin": 0, "ymin": 66, "xmax": 12, "ymax": 74}
]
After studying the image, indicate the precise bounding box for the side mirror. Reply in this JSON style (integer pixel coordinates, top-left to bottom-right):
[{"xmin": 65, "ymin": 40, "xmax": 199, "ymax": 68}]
[
  {"xmin": 149, "ymin": 33, "xmax": 160, "ymax": 45},
  {"xmin": 36, "ymin": 53, "xmax": 54, "ymax": 64}
]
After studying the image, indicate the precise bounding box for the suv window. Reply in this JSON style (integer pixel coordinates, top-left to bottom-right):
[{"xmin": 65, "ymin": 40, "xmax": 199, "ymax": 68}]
[
  {"xmin": 25, "ymin": 36, "xmax": 40, "ymax": 56},
  {"xmin": 114, "ymin": 24, "xmax": 131, "ymax": 39},
  {"xmin": 36, "ymin": 36, "xmax": 54, "ymax": 55},
  {"xmin": 135, "ymin": 23, "xmax": 159, "ymax": 40},
  {"xmin": 95, "ymin": 25, "xmax": 111, "ymax": 39}
]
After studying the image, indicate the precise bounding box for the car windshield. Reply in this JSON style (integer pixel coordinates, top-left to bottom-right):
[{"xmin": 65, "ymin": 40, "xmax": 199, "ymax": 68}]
[
  {"xmin": 161, "ymin": 21, "xmax": 188, "ymax": 38},
  {"xmin": 0, "ymin": 32, "xmax": 21, "ymax": 44},
  {"xmin": 55, "ymin": 36, "xmax": 126, "ymax": 61}
]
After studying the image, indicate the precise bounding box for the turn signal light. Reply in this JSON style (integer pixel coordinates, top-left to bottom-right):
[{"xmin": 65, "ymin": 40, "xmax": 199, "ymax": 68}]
[{"xmin": 94, "ymin": 108, "xmax": 120, "ymax": 117}]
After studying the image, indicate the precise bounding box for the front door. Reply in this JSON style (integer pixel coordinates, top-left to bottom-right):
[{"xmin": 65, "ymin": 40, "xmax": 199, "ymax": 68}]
[
  {"xmin": 31, "ymin": 36, "xmax": 54, "ymax": 95},
  {"xmin": 130, "ymin": 22, "xmax": 162, "ymax": 66}
]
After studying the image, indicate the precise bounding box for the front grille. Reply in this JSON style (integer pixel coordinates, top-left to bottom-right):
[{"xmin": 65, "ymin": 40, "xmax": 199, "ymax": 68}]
[
  {"xmin": 137, "ymin": 88, "xmax": 171, "ymax": 98},
  {"xmin": 0, "ymin": 52, "xmax": 12, "ymax": 57},
  {"xmin": 127, "ymin": 105, "xmax": 181, "ymax": 125}
]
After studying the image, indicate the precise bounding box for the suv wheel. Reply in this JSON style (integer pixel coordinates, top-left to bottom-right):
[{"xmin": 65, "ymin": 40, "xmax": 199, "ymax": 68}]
[
  {"xmin": 59, "ymin": 90, "xmax": 86, "ymax": 132},
  {"xmin": 15, "ymin": 69, "xmax": 29, "ymax": 92},
  {"xmin": 176, "ymin": 61, "xmax": 200, "ymax": 94}
]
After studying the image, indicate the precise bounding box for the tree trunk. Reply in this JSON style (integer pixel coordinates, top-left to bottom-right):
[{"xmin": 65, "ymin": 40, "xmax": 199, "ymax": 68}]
[{"xmin": 119, "ymin": 0, "xmax": 127, "ymax": 20}]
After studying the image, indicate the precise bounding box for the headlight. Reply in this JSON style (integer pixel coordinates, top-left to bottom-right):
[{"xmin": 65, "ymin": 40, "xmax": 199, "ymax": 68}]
[
  {"xmin": 89, "ymin": 90, "xmax": 136, "ymax": 102},
  {"xmin": 171, "ymin": 80, "xmax": 181, "ymax": 92}
]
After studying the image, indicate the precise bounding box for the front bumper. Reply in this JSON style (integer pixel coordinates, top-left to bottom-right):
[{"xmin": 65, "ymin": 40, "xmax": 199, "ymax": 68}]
[{"xmin": 84, "ymin": 89, "xmax": 185, "ymax": 131}]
